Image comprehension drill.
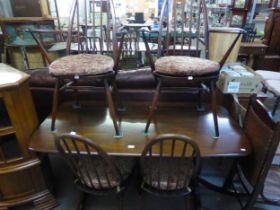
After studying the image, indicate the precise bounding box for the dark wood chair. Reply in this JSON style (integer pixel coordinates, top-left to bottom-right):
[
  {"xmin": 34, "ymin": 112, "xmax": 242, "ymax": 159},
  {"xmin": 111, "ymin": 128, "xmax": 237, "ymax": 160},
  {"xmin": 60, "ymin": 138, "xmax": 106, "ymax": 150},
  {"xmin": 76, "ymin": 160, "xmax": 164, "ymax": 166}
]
[
  {"xmin": 242, "ymin": 23, "xmax": 256, "ymax": 43},
  {"xmin": 141, "ymin": 0, "xmax": 243, "ymax": 138},
  {"xmin": 199, "ymin": 96, "xmax": 280, "ymax": 210},
  {"xmin": 55, "ymin": 133, "xmax": 134, "ymax": 210},
  {"xmin": 29, "ymin": 0, "xmax": 124, "ymax": 137},
  {"xmin": 140, "ymin": 134, "xmax": 201, "ymax": 209}
]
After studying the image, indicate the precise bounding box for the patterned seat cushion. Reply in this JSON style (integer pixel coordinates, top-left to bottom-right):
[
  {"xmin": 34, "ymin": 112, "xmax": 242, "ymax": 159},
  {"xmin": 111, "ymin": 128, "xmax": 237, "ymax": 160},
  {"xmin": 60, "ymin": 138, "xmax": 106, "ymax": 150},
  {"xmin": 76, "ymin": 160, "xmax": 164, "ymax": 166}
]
[
  {"xmin": 264, "ymin": 80, "xmax": 280, "ymax": 96},
  {"xmin": 141, "ymin": 157, "xmax": 194, "ymax": 191},
  {"xmin": 77, "ymin": 156, "xmax": 134, "ymax": 189},
  {"xmin": 255, "ymin": 70, "xmax": 280, "ymax": 81},
  {"xmin": 49, "ymin": 54, "xmax": 114, "ymax": 76},
  {"xmin": 155, "ymin": 56, "xmax": 220, "ymax": 76}
]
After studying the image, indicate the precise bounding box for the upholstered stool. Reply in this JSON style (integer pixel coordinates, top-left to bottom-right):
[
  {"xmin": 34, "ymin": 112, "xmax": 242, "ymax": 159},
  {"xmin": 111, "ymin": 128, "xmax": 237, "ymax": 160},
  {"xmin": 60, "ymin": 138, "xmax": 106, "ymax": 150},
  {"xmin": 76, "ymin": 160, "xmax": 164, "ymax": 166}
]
[
  {"xmin": 255, "ymin": 70, "xmax": 280, "ymax": 116},
  {"xmin": 262, "ymin": 80, "xmax": 280, "ymax": 115},
  {"xmin": 49, "ymin": 53, "xmax": 120, "ymax": 136}
]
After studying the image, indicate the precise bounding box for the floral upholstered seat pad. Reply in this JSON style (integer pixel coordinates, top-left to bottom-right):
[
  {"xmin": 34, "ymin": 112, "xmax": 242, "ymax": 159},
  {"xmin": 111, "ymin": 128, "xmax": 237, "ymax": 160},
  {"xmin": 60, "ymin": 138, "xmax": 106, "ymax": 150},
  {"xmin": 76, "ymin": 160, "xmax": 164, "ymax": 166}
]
[
  {"xmin": 155, "ymin": 56, "xmax": 220, "ymax": 76},
  {"xmin": 49, "ymin": 54, "xmax": 114, "ymax": 76}
]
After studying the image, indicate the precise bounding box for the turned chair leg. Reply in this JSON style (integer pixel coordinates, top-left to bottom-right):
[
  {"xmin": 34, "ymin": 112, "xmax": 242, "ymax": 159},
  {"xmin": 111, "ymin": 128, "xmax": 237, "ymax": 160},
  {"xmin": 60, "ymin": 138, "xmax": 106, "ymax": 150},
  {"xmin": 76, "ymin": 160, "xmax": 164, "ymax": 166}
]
[
  {"xmin": 144, "ymin": 80, "xmax": 162, "ymax": 134},
  {"xmin": 51, "ymin": 78, "xmax": 60, "ymax": 131},
  {"xmin": 196, "ymin": 89, "xmax": 205, "ymax": 112},
  {"xmin": 112, "ymin": 80, "xmax": 125, "ymax": 112},
  {"xmin": 73, "ymin": 79, "xmax": 80, "ymax": 109},
  {"xmin": 272, "ymin": 96, "xmax": 280, "ymax": 116},
  {"xmin": 77, "ymin": 192, "xmax": 87, "ymax": 210},
  {"xmin": 210, "ymin": 81, "xmax": 219, "ymax": 138},
  {"xmin": 104, "ymin": 80, "xmax": 120, "ymax": 137},
  {"xmin": 118, "ymin": 191, "xmax": 125, "ymax": 210}
]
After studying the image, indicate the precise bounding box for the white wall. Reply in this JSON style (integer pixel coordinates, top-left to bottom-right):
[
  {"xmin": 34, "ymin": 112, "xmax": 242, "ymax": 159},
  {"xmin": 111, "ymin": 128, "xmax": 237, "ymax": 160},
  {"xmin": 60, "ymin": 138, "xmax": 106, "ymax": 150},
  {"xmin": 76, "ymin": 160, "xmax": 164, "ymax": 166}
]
[{"xmin": 0, "ymin": 0, "xmax": 13, "ymax": 17}]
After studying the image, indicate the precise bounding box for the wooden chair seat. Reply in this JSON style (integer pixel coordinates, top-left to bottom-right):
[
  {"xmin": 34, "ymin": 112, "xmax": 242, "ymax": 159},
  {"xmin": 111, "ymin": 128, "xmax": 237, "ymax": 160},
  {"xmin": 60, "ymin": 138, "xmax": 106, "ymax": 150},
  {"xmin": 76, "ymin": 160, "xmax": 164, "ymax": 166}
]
[
  {"xmin": 78, "ymin": 156, "xmax": 134, "ymax": 189},
  {"xmin": 142, "ymin": 157, "xmax": 194, "ymax": 191},
  {"xmin": 255, "ymin": 70, "xmax": 280, "ymax": 81},
  {"xmin": 49, "ymin": 54, "xmax": 114, "ymax": 76},
  {"xmin": 155, "ymin": 56, "xmax": 220, "ymax": 76}
]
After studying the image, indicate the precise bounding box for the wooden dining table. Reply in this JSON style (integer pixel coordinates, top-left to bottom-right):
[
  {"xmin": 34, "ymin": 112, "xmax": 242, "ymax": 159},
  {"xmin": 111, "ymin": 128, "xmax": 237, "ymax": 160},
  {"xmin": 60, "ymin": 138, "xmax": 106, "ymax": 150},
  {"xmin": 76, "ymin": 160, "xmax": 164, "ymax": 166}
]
[{"xmin": 29, "ymin": 101, "xmax": 251, "ymax": 158}]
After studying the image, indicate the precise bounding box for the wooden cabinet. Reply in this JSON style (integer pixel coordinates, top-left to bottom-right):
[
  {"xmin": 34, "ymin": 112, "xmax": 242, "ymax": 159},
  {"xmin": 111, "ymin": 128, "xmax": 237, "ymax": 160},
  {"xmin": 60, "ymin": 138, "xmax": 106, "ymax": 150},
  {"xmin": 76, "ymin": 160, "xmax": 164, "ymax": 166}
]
[
  {"xmin": 0, "ymin": 63, "xmax": 56, "ymax": 210},
  {"xmin": 10, "ymin": 0, "xmax": 50, "ymax": 17},
  {"xmin": 263, "ymin": 9, "xmax": 280, "ymax": 55}
]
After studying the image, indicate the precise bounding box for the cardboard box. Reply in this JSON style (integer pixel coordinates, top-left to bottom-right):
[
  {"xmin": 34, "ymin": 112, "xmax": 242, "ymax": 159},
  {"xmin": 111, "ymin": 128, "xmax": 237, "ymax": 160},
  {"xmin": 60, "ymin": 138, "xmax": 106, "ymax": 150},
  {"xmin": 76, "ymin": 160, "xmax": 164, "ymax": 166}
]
[{"xmin": 217, "ymin": 63, "xmax": 261, "ymax": 94}]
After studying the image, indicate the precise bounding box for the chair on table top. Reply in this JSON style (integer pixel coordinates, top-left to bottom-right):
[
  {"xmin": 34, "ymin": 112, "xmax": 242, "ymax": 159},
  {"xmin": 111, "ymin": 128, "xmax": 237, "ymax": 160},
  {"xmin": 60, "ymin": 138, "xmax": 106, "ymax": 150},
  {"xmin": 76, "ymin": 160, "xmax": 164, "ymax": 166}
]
[
  {"xmin": 141, "ymin": 0, "xmax": 243, "ymax": 138},
  {"xmin": 55, "ymin": 133, "xmax": 134, "ymax": 210},
  {"xmin": 140, "ymin": 134, "xmax": 201, "ymax": 210},
  {"xmin": 199, "ymin": 96, "xmax": 280, "ymax": 210},
  {"xmin": 30, "ymin": 0, "xmax": 124, "ymax": 137}
]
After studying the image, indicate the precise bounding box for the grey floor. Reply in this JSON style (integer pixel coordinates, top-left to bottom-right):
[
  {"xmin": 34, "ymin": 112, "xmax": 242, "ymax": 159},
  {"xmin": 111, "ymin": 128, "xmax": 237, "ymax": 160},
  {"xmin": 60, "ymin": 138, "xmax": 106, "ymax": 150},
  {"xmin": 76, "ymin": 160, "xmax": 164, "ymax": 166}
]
[{"xmin": 12, "ymin": 96, "xmax": 280, "ymax": 210}]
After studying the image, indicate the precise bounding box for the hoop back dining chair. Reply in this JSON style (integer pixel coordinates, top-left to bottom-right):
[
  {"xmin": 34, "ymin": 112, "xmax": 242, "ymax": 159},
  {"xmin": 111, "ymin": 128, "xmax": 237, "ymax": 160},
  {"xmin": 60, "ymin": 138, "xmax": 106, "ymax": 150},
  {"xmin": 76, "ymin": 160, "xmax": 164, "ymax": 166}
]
[
  {"xmin": 142, "ymin": 0, "xmax": 243, "ymax": 138},
  {"xmin": 200, "ymin": 96, "xmax": 280, "ymax": 210},
  {"xmin": 140, "ymin": 134, "xmax": 201, "ymax": 209},
  {"xmin": 29, "ymin": 0, "xmax": 124, "ymax": 137},
  {"xmin": 55, "ymin": 133, "xmax": 134, "ymax": 209}
]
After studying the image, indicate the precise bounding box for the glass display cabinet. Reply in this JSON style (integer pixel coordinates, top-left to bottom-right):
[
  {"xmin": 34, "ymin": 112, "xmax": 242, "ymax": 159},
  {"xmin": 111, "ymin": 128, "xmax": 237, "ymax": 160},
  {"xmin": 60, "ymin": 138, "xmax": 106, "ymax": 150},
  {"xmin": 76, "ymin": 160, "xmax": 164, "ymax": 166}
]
[{"xmin": 230, "ymin": 0, "xmax": 252, "ymax": 27}]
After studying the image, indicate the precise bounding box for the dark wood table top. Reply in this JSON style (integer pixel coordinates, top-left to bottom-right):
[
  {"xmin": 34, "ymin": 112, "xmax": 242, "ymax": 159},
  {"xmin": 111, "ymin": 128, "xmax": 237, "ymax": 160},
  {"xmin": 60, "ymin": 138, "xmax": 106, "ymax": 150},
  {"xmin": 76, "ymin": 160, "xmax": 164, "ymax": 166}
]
[{"xmin": 29, "ymin": 101, "xmax": 251, "ymax": 157}]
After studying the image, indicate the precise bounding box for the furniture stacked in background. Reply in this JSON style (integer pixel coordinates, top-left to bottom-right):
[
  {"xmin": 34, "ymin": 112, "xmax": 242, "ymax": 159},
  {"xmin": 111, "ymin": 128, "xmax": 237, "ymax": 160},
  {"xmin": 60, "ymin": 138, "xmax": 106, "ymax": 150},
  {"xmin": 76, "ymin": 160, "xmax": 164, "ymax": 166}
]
[
  {"xmin": 0, "ymin": 17, "xmax": 57, "ymax": 70},
  {"xmin": 0, "ymin": 63, "xmax": 56, "ymax": 210},
  {"xmin": 230, "ymin": 0, "xmax": 253, "ymax": 27},
  {"xmin": 256, "ymin": 8, "xmax": 280, "ymax": 71}
]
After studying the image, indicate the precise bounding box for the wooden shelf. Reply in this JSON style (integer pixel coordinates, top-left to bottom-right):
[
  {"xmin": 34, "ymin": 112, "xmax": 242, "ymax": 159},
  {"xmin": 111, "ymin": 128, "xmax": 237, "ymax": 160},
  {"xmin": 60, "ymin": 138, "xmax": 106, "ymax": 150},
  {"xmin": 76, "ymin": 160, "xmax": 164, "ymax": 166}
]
[{"xmin": 0, "ymin": 126, "xmax": 15, "ymax": 137}]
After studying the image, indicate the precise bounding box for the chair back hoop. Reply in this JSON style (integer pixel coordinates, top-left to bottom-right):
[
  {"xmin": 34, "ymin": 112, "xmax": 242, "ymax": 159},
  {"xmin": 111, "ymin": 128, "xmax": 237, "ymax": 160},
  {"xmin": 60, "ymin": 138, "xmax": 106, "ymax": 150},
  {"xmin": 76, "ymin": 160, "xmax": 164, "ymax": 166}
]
[
  {"xmin": 55, "ymin": 133, "xmax": 124, "ymax": 190},
  {"xmin": 142, "ymin": 0, "xmax": 209, "ymax": 71},
  {"xmin": 66, "ymin": 0, "xmax": 118, "ymax": 62},
  {"xmin": 140, "ymin": 134, "xmax": 201, "ymax": 192},
  {"xmin": 240, "ymin": 96, "xmax": 280, "ymax": 188},
  {"xmin": 157, "ymin": 0, "xmax": 209, "ymax": 58}
]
